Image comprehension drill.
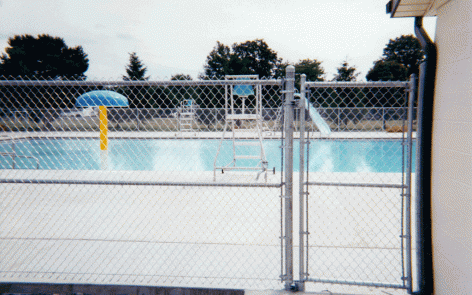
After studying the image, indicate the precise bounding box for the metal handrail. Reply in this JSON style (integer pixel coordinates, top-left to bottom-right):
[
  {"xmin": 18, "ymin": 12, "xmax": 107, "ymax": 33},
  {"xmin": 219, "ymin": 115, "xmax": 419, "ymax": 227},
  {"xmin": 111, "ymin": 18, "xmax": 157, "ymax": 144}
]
[{"xmin": 0, "ymin": 136, "xmax": 39, "ymax": 169}]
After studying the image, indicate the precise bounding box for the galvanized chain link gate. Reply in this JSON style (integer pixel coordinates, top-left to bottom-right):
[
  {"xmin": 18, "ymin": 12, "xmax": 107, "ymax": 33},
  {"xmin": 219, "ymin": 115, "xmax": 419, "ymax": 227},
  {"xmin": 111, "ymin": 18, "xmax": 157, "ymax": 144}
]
[
  {"xmin": 287, "ymin": 74, "xmax": 417, "ymax": 293},
  {"xmin": 0, "ymin": 68, "xmax": 416, "ymax": 292}
]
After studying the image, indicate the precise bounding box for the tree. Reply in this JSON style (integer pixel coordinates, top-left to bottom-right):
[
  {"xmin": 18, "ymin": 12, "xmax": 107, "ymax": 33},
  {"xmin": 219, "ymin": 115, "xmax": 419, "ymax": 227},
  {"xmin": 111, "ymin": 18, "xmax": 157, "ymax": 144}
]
[
  {"xmin": 123, "ymin": 52, "xmax": 149, "ymax": 81},
  {"xmin": 366, "ymin": 60, "xmax": 408, "ymax": 81},
  {"xmin": 332, "ymin": 60, "xmax": 360, "ymax": 82},
  {"xmin": 203, "ymin": 39, "xmax": 281, "ymax": 78},
  {"xmin": 0, "ymin": 34, "xmax": 89, "ymax": 80},
  {"xmin": 293, "ymin": 58, "xmax": 325, "ymax": 92},
  {"xmin": 121, "ymin": 53, "xmax": 150, "ymax": 108},
  {"xmin": 330, "ymin": 61, "xmax": 364, "ymax": 127},
  {"xmin": 382, "ymin": 35, "xmax": 424, "ymax": 77},
  {"xmin": 230, "ymin": 39, "xmax": 280, "ymax": 78},
  {"xmin": 366, "ymin": 35, "xmax": 423, "ymax": 81},
  {"xmin": 203, "ymin": 42, "xmax": 231, "ymax": 78},
  {"xmin": 171, "ymin": 74, "xmax": 192, "ymax": 81},
  {"xmin": 365, "ymin": 60, "xmax": 408, "ymax": 118},
  {"xmin": 295, "ymin": 59, "xmax": 325, "ymax": 82},
  {"xmin": 273, "ymin": 60, "xmax": 291, "ymax": 79}
]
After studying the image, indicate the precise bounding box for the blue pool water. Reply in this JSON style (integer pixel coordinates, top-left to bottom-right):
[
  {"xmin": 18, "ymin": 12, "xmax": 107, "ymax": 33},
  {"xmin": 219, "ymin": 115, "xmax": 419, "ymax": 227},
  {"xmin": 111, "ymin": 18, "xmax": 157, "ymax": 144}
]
[{"xmin": 0, "ymin": 138, "xmax": 415, "ymax": 173}]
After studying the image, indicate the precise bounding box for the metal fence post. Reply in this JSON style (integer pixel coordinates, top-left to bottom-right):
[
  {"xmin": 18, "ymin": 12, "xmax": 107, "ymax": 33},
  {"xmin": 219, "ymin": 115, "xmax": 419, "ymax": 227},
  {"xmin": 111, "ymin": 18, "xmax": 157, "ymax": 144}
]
[
  {"xmin": 382, "ymin": 107, "xmax": 386, "ymax": 131},
  {"xmin": 297, "ymin": 74, "xmax": 307, "ymax": 292},
  {"xmin": 405, "ymin": 74, "xmax": 417, "ymax": 293},
  {"xmin": 283, "ymin": 65, "xmax": 295, "ymax": 290}
]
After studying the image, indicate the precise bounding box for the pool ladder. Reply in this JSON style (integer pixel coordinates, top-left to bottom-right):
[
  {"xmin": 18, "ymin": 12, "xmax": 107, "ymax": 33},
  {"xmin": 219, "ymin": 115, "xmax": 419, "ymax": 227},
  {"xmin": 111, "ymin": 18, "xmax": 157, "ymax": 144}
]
[{"xmin": 0, "ymin": 135, "xmax": 39, "ymax": 169}]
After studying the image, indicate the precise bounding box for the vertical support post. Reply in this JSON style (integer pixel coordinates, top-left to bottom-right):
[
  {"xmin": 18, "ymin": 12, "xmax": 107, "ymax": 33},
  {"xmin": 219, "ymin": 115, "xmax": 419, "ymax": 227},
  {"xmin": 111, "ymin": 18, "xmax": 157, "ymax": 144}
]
[
  {"xmin": 406, "ymin": 74, "xmax": 417, "ymax": 293},
  {"xmin": 383, "ymin": 107, "xmax": 386, "ymax": 131},
  {"xmin": 283, "ymin": 65, "xmax": 295, "ymax": 290},
  {"xmin": 298, "ymin": 74, "xmax": 307, "ymax": 292},
  {"xmin": 99, "ymin": 106, "xmax": 108, "ymax": 150},
  {"xmin": 99, "ymin": 105, "xmax": 108, "ymax": 170},
  {"xmin": 12, "ymin": 141, "xmax": 16, "ymax": 169}
]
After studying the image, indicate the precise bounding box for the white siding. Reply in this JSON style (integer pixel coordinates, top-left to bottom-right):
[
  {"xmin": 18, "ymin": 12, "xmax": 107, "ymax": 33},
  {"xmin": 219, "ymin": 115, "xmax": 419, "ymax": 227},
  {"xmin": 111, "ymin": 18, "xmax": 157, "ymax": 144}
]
[{"xmin": 432, "ymin": 0, "xmax": 472, "ymax": 293}]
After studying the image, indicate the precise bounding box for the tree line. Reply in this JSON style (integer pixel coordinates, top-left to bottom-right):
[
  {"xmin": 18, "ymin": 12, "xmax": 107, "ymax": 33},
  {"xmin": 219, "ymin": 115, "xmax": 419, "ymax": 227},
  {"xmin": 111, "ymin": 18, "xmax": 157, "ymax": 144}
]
[{"xmin": 0, "ymin": 34, "xmax": 423, "ymax": 110}]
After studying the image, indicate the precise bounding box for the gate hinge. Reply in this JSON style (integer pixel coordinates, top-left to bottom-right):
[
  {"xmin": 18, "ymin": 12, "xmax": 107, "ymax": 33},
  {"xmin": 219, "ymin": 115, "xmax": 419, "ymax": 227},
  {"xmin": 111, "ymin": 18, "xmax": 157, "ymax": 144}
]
[
  {"xmin": 400, "ymin": 234, "xmax": 411, "ymax": 238},
  {"xmin": 401, "ymin": 276, "xmax": 409, "ymax": 281},
  {"xmin": 300, "ymin": 231, "xmax": 310, "ymax": 235},
  {"xmin": 280, "ymin": 195, "xmax": 291, "ymax": 199}
]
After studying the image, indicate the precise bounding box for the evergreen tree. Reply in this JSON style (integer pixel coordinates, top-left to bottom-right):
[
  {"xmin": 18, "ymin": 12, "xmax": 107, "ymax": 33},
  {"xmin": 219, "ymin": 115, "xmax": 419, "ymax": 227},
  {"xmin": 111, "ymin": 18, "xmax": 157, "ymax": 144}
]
[
  {"xmin": 331, "ymin": 61, "xmax": 364, "ymax": 111},
  {"xmin": 121, "ymin": 52, "xmax": 150, "ymax": 108},
  {"xmin": 332, "ymin": 60, "xmax": 360, "ymax": 82},
  {"xmin": 123, "ymin": 52, "xmax": 149, "ymax": 81}
]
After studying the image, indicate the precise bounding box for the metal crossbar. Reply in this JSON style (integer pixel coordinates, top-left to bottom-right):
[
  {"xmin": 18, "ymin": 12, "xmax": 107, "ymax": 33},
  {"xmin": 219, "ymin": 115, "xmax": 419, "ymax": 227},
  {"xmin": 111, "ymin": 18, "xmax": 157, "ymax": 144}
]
[{"xmin": 0, "ymin": 178, "xmax": 283, "ymax": 187}]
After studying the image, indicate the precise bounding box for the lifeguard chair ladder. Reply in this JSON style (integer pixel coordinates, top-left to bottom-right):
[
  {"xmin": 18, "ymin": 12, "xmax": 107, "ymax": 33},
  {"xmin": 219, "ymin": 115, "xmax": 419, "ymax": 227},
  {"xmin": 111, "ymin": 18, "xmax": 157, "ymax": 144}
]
[{"xmin": 213, "ymin": 75, "xmax": 268, "ymax": 181}]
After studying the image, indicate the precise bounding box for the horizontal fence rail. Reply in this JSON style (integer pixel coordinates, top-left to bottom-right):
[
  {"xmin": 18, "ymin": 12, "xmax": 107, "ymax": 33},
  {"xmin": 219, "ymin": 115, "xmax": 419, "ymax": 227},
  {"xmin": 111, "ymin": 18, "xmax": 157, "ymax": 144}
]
[{"xmin": 0, "ymin": 178, "xmax": 283, "ymax": 187}]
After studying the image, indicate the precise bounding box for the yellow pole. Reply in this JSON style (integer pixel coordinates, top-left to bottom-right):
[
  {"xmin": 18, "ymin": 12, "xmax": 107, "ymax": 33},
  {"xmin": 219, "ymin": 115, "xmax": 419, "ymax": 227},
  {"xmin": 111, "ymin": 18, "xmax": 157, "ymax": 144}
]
[{"xmin": 99, "ymin": 106, "xmax": 108, "ymax": 150}]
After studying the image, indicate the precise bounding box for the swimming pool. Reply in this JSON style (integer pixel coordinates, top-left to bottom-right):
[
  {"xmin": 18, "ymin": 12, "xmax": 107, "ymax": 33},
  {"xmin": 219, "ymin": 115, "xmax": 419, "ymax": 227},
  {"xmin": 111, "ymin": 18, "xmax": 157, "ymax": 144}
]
[{"xmin": 0, "ymin": 138, "xmax": 415, "ymax": 173}]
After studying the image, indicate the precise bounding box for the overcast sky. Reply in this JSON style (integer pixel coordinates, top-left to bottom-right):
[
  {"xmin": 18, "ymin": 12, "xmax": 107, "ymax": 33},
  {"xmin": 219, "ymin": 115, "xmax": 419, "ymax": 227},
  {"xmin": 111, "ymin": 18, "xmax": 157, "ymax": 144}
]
[{"xmin": 0, "ymin": 0, "xmax": 437, "ymax": 80}]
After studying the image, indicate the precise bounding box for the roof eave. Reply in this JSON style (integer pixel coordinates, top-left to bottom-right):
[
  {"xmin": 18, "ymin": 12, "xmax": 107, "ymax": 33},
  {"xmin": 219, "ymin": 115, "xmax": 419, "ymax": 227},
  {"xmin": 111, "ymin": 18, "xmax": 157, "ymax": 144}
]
[{"xmin": 387, "ymin": 0, "xmax": 439, "ymax": 18}]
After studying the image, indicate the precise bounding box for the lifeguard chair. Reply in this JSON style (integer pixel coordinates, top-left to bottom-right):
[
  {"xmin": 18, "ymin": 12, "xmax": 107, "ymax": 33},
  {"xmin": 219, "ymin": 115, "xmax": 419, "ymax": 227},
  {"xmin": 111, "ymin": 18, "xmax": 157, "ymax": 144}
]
[
  {"xmin": 179, "ymin": 99, "xmax": 197, "ymax": 132},
  {"xmin": 213, "ymin": 75, "xmax": 267, "ymax": 180}
]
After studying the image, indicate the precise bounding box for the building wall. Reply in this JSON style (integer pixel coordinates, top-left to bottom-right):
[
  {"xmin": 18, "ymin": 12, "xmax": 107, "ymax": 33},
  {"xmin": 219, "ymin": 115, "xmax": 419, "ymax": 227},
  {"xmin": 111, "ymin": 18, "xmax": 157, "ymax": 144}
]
[{"xmin": 432, "ymin": 0, "xmax": 472, "ymax": 293}]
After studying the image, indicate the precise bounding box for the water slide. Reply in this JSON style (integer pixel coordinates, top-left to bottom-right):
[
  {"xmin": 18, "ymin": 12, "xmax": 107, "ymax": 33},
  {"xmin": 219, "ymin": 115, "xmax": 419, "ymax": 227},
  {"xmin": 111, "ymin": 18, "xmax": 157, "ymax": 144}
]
[{"xmin": 304, "ymin": 97, "xmax": 331, "ymax": 135}]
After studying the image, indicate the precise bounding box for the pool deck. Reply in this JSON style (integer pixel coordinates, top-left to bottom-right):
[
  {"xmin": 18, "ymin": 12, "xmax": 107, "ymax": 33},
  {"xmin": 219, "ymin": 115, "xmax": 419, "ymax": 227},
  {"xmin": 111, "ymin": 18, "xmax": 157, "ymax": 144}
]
[{"xmin": 0, "ymin": 169, "xmax": 413, "ymax": 295}]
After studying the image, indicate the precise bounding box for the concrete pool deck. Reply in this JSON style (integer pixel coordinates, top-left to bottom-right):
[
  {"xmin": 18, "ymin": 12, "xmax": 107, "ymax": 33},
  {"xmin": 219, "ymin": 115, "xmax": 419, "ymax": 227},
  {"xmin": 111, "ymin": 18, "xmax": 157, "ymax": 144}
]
[{"xmin": 0, "ymin": 169, "xmax": 414, "ymax": 295}]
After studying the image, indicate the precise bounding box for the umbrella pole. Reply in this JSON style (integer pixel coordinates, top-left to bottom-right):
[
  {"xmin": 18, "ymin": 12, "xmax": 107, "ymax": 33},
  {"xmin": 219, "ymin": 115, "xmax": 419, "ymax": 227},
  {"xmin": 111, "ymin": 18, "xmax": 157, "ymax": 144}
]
[{"xmin": 99, "ymin": 106, "xmax": 108, "ymax": 170}]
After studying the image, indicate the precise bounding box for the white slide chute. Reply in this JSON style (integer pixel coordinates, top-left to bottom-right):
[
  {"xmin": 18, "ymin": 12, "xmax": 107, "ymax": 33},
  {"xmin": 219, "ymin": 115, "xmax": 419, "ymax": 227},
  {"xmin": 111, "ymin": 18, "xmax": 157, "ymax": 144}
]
[{"xmin": 301, "ymin": 95, "xmax": 331, "ymax": 135}]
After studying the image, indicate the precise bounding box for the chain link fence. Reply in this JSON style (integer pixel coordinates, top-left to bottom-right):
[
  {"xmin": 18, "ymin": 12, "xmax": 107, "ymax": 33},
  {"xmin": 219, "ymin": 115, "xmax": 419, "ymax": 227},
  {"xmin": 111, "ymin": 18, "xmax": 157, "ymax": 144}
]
[
  {"xmin": 1, "ymin": 106, "xmax": 411, "ymax": 134},
  {"xmin": 0, "ymin": 78, "xmax": 286, "ymax": 290},
  {"xmin": 0, "ymin": 75, "xmax": 415, "ymax": 292}
]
